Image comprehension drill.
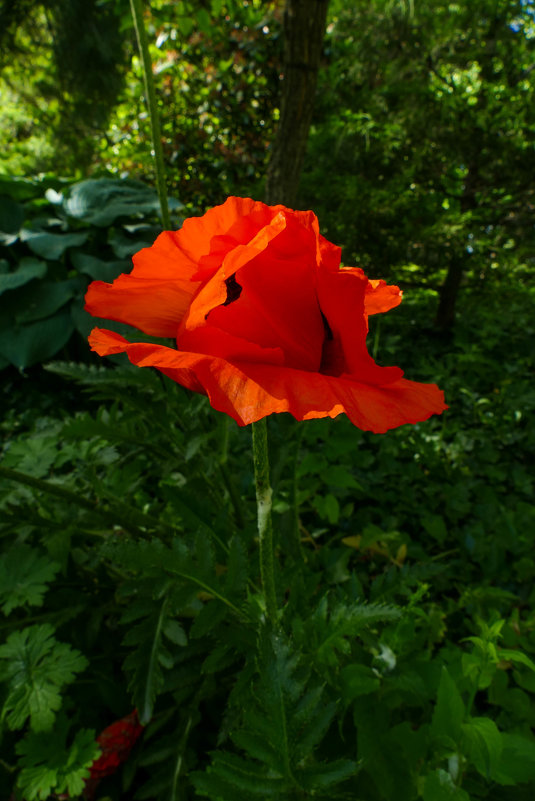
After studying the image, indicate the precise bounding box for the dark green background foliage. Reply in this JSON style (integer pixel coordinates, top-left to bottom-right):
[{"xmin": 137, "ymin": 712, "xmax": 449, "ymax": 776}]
[
  {"xmin": 1, "ymin": 277, "xmax": 534, "ymax": 799},
  {"xmin": 1, "ymin": 0, "xmax": 535, "ymax": 799}
]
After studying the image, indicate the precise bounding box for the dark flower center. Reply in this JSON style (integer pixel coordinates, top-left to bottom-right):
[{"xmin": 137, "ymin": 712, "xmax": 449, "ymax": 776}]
[{"xmin": 223, "ymin": 274, "xmax": 242, "ymax": 306}]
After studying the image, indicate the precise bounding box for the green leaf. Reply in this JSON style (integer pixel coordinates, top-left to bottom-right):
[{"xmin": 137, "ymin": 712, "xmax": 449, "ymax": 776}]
[
  {"xmin": 423, "ymin": 769, "xmax": 471, "ymax": 800},
  {"xmin": 431, "ymin": 666, "xmax": 465, "ymax": 747},
  {"xmin": 0, "ymin": 258, "xmax": 47, "ymax": 295},
  {"xmin": 0, "ymin": 624, "xmax": 88, "ymax": 731},
  {"xmin": 0, "ymin": 307, "xmax": 74, "ymax": 368},
  {"xmin": 123, "ymin": 592, "xmax": 172, "ymax": 725},
  {"xmin": 20, "ymin": 229, "xmax": 89, "ymax": 260},
  {"xmin": 16, "ymin": 717, "xmax": 99, "ymax": 801},
  {"xmin": 498, "ymin": 648, "xmax": 535, "ymax": 673},
  {"xmin": 339, "ymin": 664, "xmax": 381, "ymax": 700},
  {"xmin": 0, "ymin": 193, "xmax": 24, "ymax": 232},
  {"xmin": 0, "ymin": 545, "xmax": 60, "ymax": 615},
  {"xmin": 461, "ymin": 716, "xmax": 502, "ymax": 779},
  {"xmin": 13, "ymin": 279, "xmax": 80, "ymax": 324},
  {"xmin": 322, "ymin": 465, "xmax": 363, "ymax": 490},
  {"xmin": 492, "ymin": 733, "xmax": 535, "ymax": 785},
  {"xmin": 63, "ymin": 177, "xmax": 182, "ymax": 226},
  {"xmin": 70, "ymin": 250, "xmax": 130, "ymax": 281},
  {"xmin": 294, "ymin": 596, "xmax": 400, "ymax": 667},
  {"xmin": 192, "ymin": 631, "xmax": 357, "ymax": 799}
]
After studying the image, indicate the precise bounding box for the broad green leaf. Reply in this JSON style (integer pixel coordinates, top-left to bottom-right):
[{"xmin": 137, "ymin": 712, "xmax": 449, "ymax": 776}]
[
  {"xmin": 16, "ymin": 719, "xmax": 99, "ymax": 801},
  {"xmin": 63, "ymin": 177, "xmax": 182, "ymax": 226},
  {"xmin": 0, "ymin": 258, "xmax": 47, "ymax": 295},
  {"xmin": 20, "ymin": 229, "xmax": 89, "ymax": 260},
  {"xmin": 461, "ymin": 716, "xmax": 502, "ymax": 779},
  {"xmin": 0, "ymin": 624, "xmax": 87, "ymax": 731},
  {"xmin": 431, "ymin": 666, "xmax": 465, "ymax": 747},
  {"xmin": 423, "ymin": 769, "xmax": 471, "ymax": 800},
  {"xmin": 8, "ymin": 278, "xmax": 81, "ymax": 324},
  {"xmin": 0, "ymin": 307, "xmax": 74, "ymax": 368},
  {"xmin": 70, "ymin": 250, "xmax": 130, "ymax": 281},
  {"xmin": 0, "ymin": 545, "xmax": 60, "ymax": 615},
  {"xmin": 492, "ymin": 733, "xmax": 535, "ymax": 785},
  {"xmin": 0, "ymin": 193, "xmax": 24, "ymax": 233}
]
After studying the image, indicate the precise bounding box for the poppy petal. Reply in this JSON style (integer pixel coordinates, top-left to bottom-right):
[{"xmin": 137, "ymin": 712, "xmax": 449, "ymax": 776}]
[
  {"xmin": 318, "ymin": 267, "xmax": 403, "ymax": 383},
  {"xmin": 84, "ymin": 231, "xmax": 203, "ymax": 337},
  {"xmin": 365, "ymin": 278, "xmax": 403, "ymax": 316},
  {"xmin": 182, "ymin": 210, "xmax": 326, "ymax": 371},
  {"xmin": 88, "ymin": 329, "xmax": 447, "ymax": 433}
]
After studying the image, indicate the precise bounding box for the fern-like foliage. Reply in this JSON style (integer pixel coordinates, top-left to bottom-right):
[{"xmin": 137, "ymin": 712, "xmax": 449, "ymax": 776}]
[
  {"xmin": 46, "ymin": 361, "xmax": 159, "ymax": 391},
  {"xmin": 191, "ymin": 631, "xmax": 357, "ymax": 800},
  {"xmin": 15, "ymin": 715, "xmax": 99, "ymax": 801},
  {"xmin": 0, "ymin": 624, "xmax": 88, "ymax": 731},
  {"xmin": 292, "ymin": 596, "xmax": 401, "ymax": 667},
  {"xmin": 120, "ymin": 574, "xmax": 190, "ymax": 725},
  {"xmin": 0, "ymin": 544, "xmax": 59, "ymax": 615},
  {"xmin": 111, "ymin": 533, "xmax": 250, "ymax": 725}
]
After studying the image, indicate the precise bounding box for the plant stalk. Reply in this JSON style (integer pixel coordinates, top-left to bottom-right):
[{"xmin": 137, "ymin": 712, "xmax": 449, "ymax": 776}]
[
  {"xmin": 251, "ymin": 418, "xmax": 278, "ymax": 624},
  {"xmin": 129, "ymin": 0, "xmax": 171, "ymax": 228}
]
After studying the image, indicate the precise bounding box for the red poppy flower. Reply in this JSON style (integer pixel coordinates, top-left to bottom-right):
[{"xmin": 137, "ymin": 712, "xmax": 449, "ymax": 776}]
[
  {"xmin": 89, "ymin": 709, "xmax": 143, "ymax": 781},
  {"xmin": 85, "ymin": 197, "xmax": 446, "ymax": 432}
]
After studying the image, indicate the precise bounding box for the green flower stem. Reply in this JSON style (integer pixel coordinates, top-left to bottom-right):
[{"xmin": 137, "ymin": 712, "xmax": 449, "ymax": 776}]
[
  {"xmin": 129, "ymin": 0, "xmax": 171, "ymax": 229},
  {"xmin": 251, "ymin": 419, "xmax": 278, "ymax": 624}
]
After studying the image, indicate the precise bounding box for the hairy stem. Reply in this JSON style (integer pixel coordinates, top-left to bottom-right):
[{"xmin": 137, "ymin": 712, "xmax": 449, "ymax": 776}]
[
  {"xmin": 129, "ymin": 0, "xmax": 171, "ymax": 228},
  {"xmin": 251, "ymin": 419, "xmax": 278, "ymax": 624}
]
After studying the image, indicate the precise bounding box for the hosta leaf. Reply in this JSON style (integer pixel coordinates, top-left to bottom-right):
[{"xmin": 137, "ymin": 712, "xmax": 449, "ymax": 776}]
[
  {"xmin": 20, "ymin": 229, "xmax": 89, "ymax": 260},
  {"xmin": 0, "ymin": 307, "xmax": 74, "ymax": 369},
  {"xmin": 63, "ymin": 177, "xmax": 182, "ymax": 226},
  {"xmin": 0, "ymin": 258, "xmax": 46, "ymax": 295}
]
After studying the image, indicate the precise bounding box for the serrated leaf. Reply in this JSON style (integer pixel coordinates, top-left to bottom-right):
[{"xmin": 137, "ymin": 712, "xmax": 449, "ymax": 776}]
[
  {"xmin": 0, "ymin": 624, "xmax": 88, "ymax": 731},
  {"xmin": 431, "ymin": 666, "xmax": 465, "ymax": 747},
  {"xmin": 296, "ymin": 596, "xmax": 401, "ymax": 667},
  {"xmin": 123, "ymin": 594, "xmax": 170, "ymax": 725},
  {"xmin": 0, "ymin": 545, "xmax": 60, "ymax": 615},
  {"xmin": 163, "ymin": 619, "xmax": 187, "ymax": 646},
  {"xmin": 498, "ymin": 647, "xmax": 535, "ymax": 673},
  {"xmin": 339, "ymin": 663, "xmax": 381, "ymax": 700},
  {"xmin": 195, "ymin": 631, "xmax": 354, "ymax": 798},
  {"xmin": 423, "ymin": 769, "xmax": 470, "ymax": 800},
  {"xmin": 16, "ymin": 717, "xmax": 99, "ymax": 801},
  {"xmin": 461, "ymin": 716, "xmax": 502, "ymax": 779},
  {"xmin": 492, "ymin": 732, "xmax": 535, "ymax": 784}
]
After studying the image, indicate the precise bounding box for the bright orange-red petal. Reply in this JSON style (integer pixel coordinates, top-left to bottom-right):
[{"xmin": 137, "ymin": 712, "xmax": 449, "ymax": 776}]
[
  {"xmin": 317, "ymin": 267, "xmax": 403, "ymax": 383},
  {"xmin": 365, "ymin": 278, "xmax": 403, "ymax": 315},
  {"xmin": 181, "ymin": 210, "xmax": 326, "ymax": 371},
  {"xmin": 88, "ymin": 328, "xmax": 447, "ymax": 432},
  {"xmin": 84, "ymin": 231, "xmax": 203, "ymax": 337}
]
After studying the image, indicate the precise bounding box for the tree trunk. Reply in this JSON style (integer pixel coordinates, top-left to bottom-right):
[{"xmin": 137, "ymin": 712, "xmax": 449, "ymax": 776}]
[
  {"xmin": 434, "ymin": 162, "xmax": 480, "ymax": 331},
  {"xmin": 264, "ymin": 0, "xmax": 330, "ymax": 207},
  {"xmin": 434, "ymin": 258, "xmax": 466, "ymax": 331}
]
